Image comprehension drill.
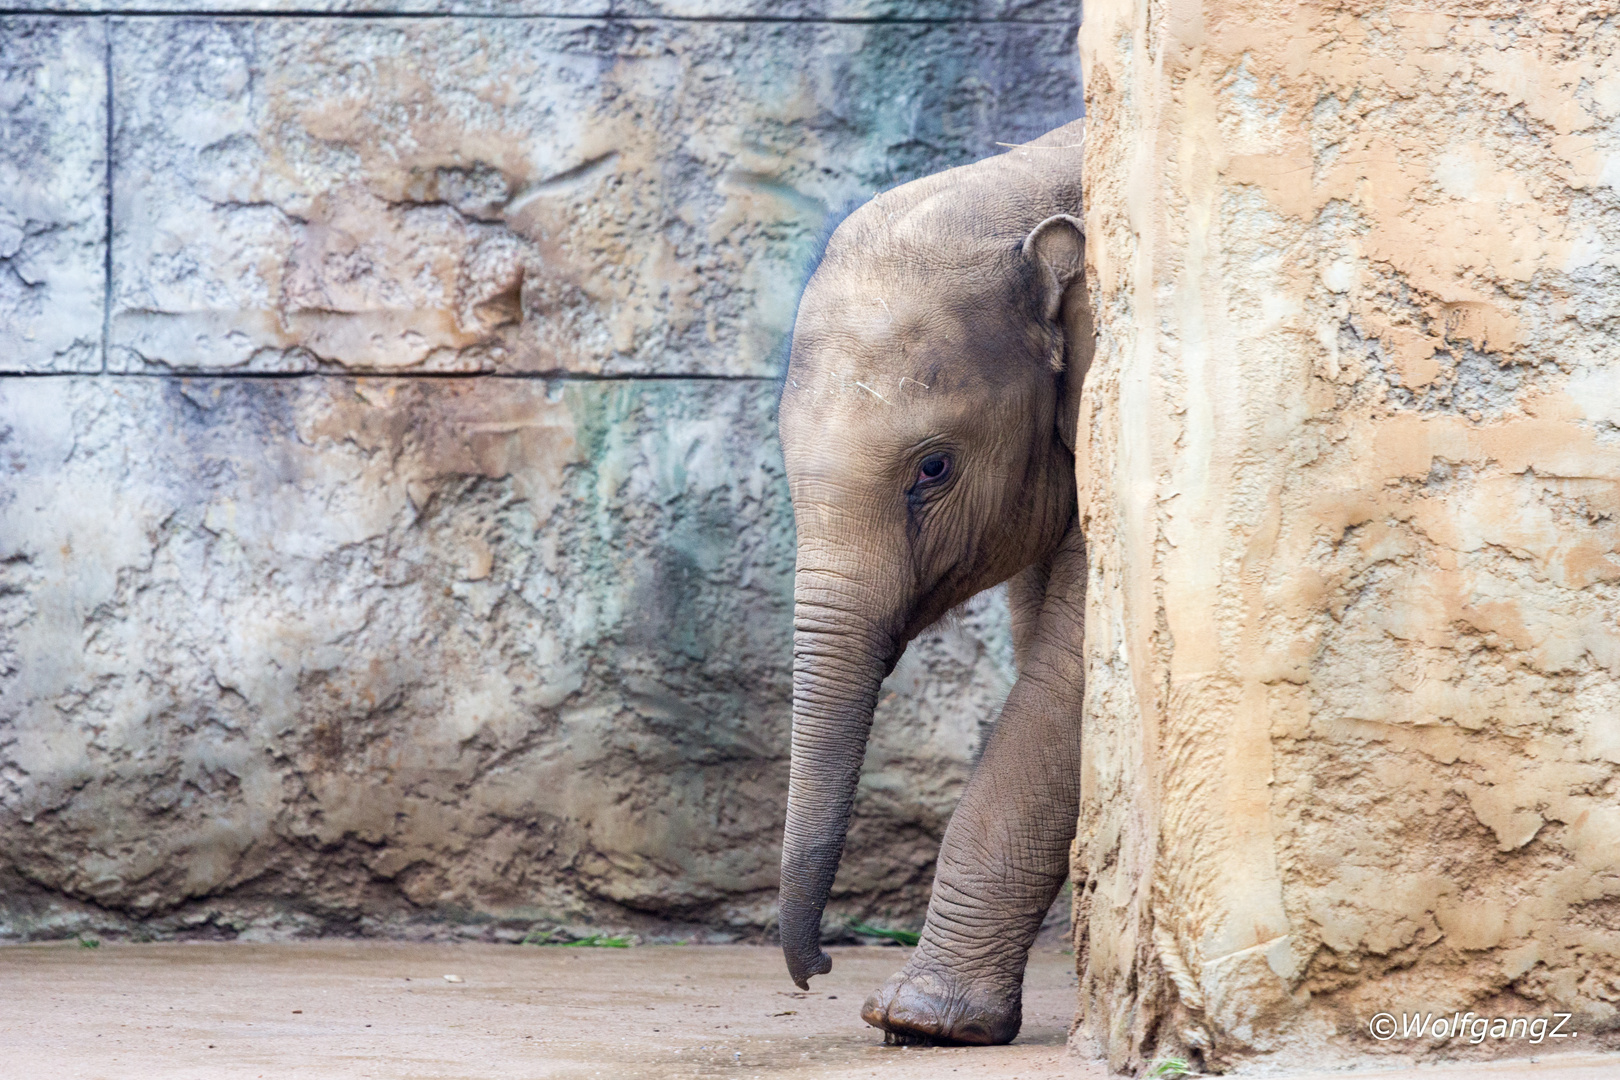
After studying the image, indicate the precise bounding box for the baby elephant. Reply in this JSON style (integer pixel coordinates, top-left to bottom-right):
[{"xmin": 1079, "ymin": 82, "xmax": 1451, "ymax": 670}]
[{"xmin": 776, "ymin": 119, "xmax": 1089, "ymax": 1046}]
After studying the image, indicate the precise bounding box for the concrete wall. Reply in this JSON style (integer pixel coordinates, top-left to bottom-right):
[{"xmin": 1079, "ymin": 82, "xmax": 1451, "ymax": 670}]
[
  {"xmin": 0, "ymin": 6, "xmax": 1081, "ymax": 940},
  {"xmin": 1075, "ymin": 0, "xmax": 1620, "ymax": 1071}
]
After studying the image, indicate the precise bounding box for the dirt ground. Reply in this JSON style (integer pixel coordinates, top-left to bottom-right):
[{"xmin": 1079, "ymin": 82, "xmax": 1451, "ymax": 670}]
[{"xmin": 1, "ymin": 941, "xmax": 1616, "ymax": 1080}]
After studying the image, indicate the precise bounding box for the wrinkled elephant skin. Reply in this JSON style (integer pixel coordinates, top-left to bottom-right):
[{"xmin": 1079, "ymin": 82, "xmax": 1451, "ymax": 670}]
[{"xmin": 775, "ymin": 120, "xmax": 1090, "ymax": 1046}]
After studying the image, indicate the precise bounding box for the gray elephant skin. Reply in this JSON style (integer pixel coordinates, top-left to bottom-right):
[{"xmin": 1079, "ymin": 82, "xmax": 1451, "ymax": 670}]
[{"xmin": 776, "ymin": 119, "xmax": 1090, "ymax": 1046}]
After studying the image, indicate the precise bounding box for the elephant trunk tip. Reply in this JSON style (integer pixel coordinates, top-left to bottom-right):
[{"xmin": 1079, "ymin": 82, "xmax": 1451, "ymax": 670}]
[{"xmin": 784, "ymin": 939, "xmax": 833, "ymax": 991}]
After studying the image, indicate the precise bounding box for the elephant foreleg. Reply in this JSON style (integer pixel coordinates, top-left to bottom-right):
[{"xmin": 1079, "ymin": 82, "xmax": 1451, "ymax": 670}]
[{"xmin": 860, "ymin": 522, "xmax": 1087, "ymax": 1045}]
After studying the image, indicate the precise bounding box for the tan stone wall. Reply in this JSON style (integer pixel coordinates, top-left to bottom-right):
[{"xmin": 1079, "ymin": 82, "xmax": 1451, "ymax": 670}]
[
  {"xmin": 1075, "ymin": 0, "xmax": 1620, "ymax": 1071},
  {"xmin": 0, "ymin": 9, "xmax": 1080, "ymax": 941}
]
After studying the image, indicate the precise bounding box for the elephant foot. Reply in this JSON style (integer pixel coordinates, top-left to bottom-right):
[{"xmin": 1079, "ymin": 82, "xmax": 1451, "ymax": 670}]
[{"xmin": 860, "ymin": 962, "xmax": 1021, "ymax": 1046}]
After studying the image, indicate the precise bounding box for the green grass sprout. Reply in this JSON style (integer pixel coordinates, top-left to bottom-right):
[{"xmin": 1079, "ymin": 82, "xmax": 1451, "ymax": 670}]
[
  {"xmin": 560, "ymin": 934, "xmax": 633, "ymax": 948},
  {"xmin": 847, "ymin": 921, "xmax": 920, "ymax": 946},
  {"xmin": 520, "ymin": 929, "xmax": 634, "ymax": 947},
  {"xmin": 1150, "ymin": 1057, "xmax": 1193, "ymax": 1078},
  {"xmin": 77, "ymin": 937, "xmax": 101, "ymax": 949}
]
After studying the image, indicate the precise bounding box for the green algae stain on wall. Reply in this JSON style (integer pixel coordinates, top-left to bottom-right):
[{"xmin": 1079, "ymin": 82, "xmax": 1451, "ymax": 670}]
[{"xmin": 561, "ymin": 378, "xmax": 795, "ymax": 677}]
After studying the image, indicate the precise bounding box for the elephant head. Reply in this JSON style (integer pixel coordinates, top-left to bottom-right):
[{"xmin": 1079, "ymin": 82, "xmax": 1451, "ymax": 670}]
[{"xmin": 775, "ymin": 130, "xmax": 1090, "ymax": 989}]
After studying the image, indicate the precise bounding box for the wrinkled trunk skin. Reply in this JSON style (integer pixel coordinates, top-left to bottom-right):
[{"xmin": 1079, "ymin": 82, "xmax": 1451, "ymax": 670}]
[{"xmin": 778, "ymin": 587, "xmax": 894, "ymax": 989}]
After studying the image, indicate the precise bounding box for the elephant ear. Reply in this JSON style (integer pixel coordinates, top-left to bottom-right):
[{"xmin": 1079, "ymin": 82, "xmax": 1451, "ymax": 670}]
[
  {"xmin": 1055, "ymin": 279, "xmax": 1094, "ymax": 453},
  {"xmin": 1022, "ymin": 214, "xmax": 1086, "ymax": 325},
  {"xmin": 1024, "ymin": 214, "xmax": 1089, "ymax": 451}
]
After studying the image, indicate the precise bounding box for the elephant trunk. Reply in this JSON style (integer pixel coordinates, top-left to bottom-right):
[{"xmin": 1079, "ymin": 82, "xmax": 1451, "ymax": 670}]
[{"xmin": 778, "ymin": 584, "xmax": 895, "ymax": 989}]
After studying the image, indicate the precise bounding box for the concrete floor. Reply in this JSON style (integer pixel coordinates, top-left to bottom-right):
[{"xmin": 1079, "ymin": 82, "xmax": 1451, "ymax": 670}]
[{"xmin": 1, "ymin": 941, "xmax": 1615, "ymax": 1080}]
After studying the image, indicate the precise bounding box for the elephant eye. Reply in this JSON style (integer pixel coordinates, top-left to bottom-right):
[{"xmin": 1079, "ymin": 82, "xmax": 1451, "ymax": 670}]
[{"xmin": 916, "ymin": 453, "xmax": 952, "ymax": 486}]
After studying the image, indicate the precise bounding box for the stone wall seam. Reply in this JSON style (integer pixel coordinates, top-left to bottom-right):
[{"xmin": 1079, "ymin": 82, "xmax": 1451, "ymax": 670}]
[
  {"xmin": 0, "ymin": 371, "xmax": 782, "ymax": 380},
  {"xmin": 100, "ymin": 14, "xmax": 112, "ymax": 374},
  {"xmin": 6, "ymin": 11, "xmax": 1078, "ymax": 20}
]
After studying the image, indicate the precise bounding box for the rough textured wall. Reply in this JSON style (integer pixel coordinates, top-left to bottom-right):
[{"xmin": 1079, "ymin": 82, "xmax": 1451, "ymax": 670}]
[
  {"xmin": 1075, "ymin": 0, "xmax": 1620, "ymax": 1072},
  {"xmin": 0, "ymin": 6, "xmax": 1080, "ymax": 940}
]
